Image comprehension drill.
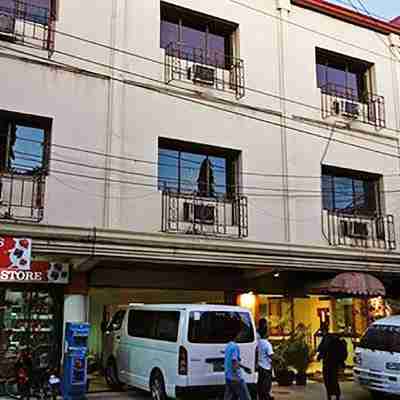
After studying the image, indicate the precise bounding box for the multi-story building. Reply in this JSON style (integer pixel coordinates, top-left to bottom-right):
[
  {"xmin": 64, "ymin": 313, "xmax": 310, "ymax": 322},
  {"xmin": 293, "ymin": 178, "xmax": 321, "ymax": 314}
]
[{"xmin": 1, "ymin": 0, "xmax": 400, "ymax": 370}]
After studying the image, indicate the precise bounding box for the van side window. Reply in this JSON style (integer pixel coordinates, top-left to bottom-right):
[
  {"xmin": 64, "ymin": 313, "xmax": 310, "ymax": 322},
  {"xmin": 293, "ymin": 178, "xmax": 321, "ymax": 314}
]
[
  {"xmin": 128, "ymin": 310, "xmax": 157, "ymax": 338},
  {"xmin": 127, "ymin": 310, "xmax": 180, "ymax": 342},
  {"xmin": 108, "ymin": 310, "xmax": 126, "ymax": 331},
  {"xmin": 156, "ymin": 311, "xmax": 180, "ymax": 342}
]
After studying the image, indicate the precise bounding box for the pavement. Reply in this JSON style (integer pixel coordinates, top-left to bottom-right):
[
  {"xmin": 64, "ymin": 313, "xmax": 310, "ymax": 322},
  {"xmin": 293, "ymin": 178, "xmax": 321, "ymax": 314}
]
[{"xmin": 86, "ymin": 381, "xmax": 374, "ymax": 400}]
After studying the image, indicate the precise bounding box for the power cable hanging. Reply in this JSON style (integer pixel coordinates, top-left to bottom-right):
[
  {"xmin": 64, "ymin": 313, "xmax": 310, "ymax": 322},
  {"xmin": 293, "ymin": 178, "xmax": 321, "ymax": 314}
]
[{"xmin": 2, "ymin": 43, "xmax": 400, "ymax": 168}]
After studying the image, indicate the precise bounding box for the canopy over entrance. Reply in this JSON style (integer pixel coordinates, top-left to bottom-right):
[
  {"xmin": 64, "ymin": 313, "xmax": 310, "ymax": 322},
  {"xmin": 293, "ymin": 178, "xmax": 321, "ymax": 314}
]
[{"xmin": 309, "ymin": 272, "xmax": 385, "ymax": 297}]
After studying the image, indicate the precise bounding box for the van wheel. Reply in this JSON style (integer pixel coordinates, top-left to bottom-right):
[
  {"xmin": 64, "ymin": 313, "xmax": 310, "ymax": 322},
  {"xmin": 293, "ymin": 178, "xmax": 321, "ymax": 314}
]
[
  {"xmin": 105, "ymin": 358, "xmax": 122, "ymax": 391},
  {"xmin": 150, "ymin": 371, "xmax": 167, "ymax": 400}
]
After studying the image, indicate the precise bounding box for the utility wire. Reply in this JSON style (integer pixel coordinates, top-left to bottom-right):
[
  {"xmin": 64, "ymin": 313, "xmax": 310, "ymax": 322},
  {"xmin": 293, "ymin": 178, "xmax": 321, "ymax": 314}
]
[{"xmin": 3, "ymin": 43, "xmax": 400, "ymax": 169}]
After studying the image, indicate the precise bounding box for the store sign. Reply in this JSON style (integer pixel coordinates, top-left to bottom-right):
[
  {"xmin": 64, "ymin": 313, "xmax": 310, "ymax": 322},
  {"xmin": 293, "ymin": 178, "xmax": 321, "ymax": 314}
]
[{"xmin": 0, "ymin": 236, "xmax": 69, "ymax": 284}]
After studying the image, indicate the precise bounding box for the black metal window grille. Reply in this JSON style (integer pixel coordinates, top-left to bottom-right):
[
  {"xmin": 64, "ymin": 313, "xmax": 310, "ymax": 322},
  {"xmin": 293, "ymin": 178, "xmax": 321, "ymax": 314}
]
[
  {"xmin": 0, "ymin": 0, "xmax": 56, "ymax": 54},
  {"xmin": 0, "ymin": 110, "xmax": 51, "ymax": 222}
]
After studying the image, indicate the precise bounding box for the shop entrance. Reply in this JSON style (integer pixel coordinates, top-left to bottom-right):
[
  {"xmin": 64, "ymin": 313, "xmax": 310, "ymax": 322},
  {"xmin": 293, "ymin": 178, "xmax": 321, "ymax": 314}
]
[{"xmin": 0, "ymin": 286, "xmax": 63, "ymax": 390}]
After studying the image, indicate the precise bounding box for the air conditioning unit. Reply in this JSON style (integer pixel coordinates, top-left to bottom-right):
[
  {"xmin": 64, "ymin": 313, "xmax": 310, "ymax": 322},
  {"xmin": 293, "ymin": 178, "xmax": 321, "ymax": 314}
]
[
  {"xmin": 0, "ymin": 13, "xmax": 15, "ymax": 36},
  {"xmin": 332, "ymin": 100, "xmax": 359, "ymax": 119},
  {"xmin": 190, "ymin": 65, "xmax": 215, "ymax": 85},
  {"xmin": 340, "ymin": 220, "xmax": 369, "ymax": 239},
  {"xmin": 183, "ymin": 202, "xmax": 215, "ymax": 224}
]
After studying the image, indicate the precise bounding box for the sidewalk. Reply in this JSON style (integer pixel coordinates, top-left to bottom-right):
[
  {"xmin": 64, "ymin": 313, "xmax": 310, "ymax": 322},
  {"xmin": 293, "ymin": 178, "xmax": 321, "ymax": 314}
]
[{"xmin": 87, "ymin": 381, "xmax": 372, "ymax": 400}]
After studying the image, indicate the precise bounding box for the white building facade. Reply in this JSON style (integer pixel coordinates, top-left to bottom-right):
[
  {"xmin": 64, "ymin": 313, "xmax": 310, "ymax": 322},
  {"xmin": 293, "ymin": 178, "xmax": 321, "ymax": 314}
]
[{"xmin": 1, "ymin": 0, "xmax": 400, "ymax": 364}]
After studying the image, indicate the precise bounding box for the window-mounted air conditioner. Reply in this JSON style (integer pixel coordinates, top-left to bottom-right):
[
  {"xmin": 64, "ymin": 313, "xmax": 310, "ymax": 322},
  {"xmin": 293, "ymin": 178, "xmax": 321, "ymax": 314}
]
[
  {"xmin": 332, "ymin": 100, "xmax": 359, "ymax": 119},
  {"xmin": 340, "ymin": 220, "xmax": 369, "ymax": 239},
  {"xmin": 183, "ymin": 202, "xmax": 215, "ymax": 224},
  {"xmin": 189, "ymin": 65, "xmax": 215, "ymax": 85},
  {"xmin": 0, "ymin": 13, "xmax": 15, "ymax": 36}
]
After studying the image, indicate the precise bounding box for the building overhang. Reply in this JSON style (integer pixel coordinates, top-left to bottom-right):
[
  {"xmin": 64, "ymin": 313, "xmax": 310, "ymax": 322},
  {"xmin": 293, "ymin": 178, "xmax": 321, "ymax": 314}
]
[
  {"xmin": 2, "ymin": 222, "xmax": 400, "ymax": 274},
  {"xmin": 292, "ymin": 0, "xmax": 400, "ymax": 36}
]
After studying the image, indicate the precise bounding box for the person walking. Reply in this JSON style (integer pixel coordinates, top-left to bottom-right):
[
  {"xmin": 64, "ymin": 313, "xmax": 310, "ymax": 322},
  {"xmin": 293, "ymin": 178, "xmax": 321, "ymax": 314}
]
[
  {"xmin": 317, "ymin": 328, "xmax": 347, "ymax": 400},
  {"xmin": 257, "ymin": 326, "xmax": 274, "ymax": 400},
  {"xmin": 224, "ymin": 324, "xmax": 251, "ymax": 400}
]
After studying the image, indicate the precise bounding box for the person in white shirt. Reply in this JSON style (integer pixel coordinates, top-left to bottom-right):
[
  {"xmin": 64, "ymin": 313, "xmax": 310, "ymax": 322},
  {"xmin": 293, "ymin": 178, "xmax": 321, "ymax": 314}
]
[{"xmin": 257, "ymin": 326, "xmax": 274, "ymax": 400}]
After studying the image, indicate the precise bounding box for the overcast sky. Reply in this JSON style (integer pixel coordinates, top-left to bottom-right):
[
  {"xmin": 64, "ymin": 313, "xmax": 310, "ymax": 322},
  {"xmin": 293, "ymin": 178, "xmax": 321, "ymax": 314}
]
[{"xmin": 329, "ymin": 0, "xmax": 399, "ymax": 20}]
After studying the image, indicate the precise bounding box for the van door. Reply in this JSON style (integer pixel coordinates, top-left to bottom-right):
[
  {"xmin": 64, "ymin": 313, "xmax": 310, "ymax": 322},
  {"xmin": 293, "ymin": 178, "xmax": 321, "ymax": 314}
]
[
  {"xmin": 185, "ymin": 310, "xmax": 256, "ymax": 387},
  {"xmin": 103, "ymin": 309, "xmax": 126, "ymax": 365}
]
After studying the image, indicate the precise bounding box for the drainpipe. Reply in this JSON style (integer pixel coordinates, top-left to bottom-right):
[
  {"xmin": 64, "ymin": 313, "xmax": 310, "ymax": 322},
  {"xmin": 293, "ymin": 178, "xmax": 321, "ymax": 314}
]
[{"xmin": 276, "ymin": 0, "xmax": 291, "ymax": 242}]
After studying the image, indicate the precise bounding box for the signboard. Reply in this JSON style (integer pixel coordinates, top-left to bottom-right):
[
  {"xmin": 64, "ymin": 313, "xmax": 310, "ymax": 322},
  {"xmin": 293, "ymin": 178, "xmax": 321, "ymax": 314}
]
[{"xmin": 0, "ymin": 236, "xmax": 69, "ymax": 283}]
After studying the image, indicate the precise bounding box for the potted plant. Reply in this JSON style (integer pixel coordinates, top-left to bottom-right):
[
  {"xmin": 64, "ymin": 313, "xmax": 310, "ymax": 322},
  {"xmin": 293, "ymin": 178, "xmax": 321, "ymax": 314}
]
[
  {"xmin": 285, "ymin": 324, "xmax": 313, "ymax": 386},
  {"xmin": 272, "ymin": 341, "xmax": 294, "ymax": 386}
]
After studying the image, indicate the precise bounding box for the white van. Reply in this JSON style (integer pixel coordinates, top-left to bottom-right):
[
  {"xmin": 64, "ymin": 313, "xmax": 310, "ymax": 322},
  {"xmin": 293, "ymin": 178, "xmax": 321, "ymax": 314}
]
[
  {"xmin": 104, "ymin": 304, "xmax": 257, "ymax": 399},
  {"xmin": 354, "ymin": 316, "xmax": 400, "ymax": 399}
]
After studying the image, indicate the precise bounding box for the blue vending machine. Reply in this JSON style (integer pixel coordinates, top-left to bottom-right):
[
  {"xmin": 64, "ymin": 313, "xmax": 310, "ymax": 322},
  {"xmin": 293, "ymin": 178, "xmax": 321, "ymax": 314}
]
[{"xmin": 63, "ymin": 322, "xmax": 90, "ymax": 400}]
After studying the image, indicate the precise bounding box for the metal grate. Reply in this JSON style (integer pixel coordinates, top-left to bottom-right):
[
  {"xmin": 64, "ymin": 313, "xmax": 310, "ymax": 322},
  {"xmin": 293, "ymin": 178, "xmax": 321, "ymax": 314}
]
[
  {"xmin": 0, "ymin": 171, "xmax": 45, "ymax": 222},
  {"xmin": 322, "ymin": 210, "xmax": 396, "ymax": 250},
  {"xmin": 0, "ymin": 0, "xmax": 55, "ymax": 56},
  {"xmin": 321, "ymin": 83, "xmax": 385, "ymax": 129},
  {"xmin": 164, "ymin": 42, "xmax": 245, "ymax": 99},
  {"xmin": 162, "ymin": 190, "xmax": 248, "ymax": 238}
]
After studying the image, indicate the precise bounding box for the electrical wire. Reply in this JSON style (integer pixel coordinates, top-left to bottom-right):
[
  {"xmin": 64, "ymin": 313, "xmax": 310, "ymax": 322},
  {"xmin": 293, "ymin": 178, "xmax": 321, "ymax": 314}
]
[{"xmin": 3, "ymin": 42, "xmax": 400, "ymax": 172}]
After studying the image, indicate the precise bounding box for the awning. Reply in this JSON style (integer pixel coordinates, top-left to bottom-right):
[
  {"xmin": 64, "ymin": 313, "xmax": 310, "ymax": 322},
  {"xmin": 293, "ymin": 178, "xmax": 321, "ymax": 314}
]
[{"xmin": 309, "ymin": 272, "xmax": 386, "ymax": 297}]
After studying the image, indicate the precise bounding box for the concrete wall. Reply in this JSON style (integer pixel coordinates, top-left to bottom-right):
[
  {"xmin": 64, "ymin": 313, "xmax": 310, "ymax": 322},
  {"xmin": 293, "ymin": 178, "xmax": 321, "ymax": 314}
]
[{"xmin": 1, "ymin": 0, "xmax": 400, "ymax": 250}]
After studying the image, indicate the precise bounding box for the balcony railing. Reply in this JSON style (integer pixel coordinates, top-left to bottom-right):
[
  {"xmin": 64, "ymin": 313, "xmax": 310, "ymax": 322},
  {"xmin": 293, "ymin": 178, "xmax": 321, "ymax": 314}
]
[
  {"xmin": 322, "ymin": 210, "xmax": 396, "ymax": 250},
  {"xmin": 321, "ymin": 83, "xmax": 385, "ymax": 129},
  {"xmin": 0, "ymin": 171, "xmax": 45, "ymax": 222},
  {"xmin": 0, "ymin": 0, "xmax": 55, "ymax": 55},
  {"xmin": 161, "ymin": 190, "xmax": 248, "ymax": 238},
  {"xmin": 164, "ymin": 42, "xmax": 245, "ymax": 99}
]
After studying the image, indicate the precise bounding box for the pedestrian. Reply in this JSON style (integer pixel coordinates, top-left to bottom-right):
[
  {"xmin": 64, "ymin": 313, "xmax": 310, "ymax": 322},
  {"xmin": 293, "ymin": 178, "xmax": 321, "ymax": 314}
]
[
  {"xmin": 257, "ymin": 325, "xmax": 274, "ymax": 400},
  {"xmin": 224, "ymin": 321, "xmax": 251, "ymax": 400},
  {"xmin": 257, "ymin": 318, "xmax": 267, "ymax": 340},
  {"xmin": 317, "ymin": 327, "xmax": 348, "ymax": 400}
]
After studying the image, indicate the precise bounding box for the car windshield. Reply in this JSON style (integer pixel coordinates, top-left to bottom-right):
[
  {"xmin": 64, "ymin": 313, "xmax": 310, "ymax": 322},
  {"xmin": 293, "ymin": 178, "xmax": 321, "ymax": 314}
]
[
  {"xmin": 359, "ymin": 325, "xmax": 400, "ymax": 353},
  {"xmin": 188, "ymin": 311, "xmax": 254, "ymax": 344}
]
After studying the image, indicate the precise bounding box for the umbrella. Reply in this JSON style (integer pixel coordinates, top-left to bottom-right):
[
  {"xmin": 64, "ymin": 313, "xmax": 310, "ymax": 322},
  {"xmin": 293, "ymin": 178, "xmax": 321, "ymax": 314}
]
[{"xmin": 197, "ymin": 157, "xmax": 215, "ymax": 197}]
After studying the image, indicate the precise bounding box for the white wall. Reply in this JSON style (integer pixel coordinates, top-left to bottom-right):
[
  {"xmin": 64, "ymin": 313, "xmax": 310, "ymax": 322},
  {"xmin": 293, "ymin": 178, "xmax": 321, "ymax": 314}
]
[{"xmin": 1, "ymin": 0, "xmax": 400, "ymax": 250}]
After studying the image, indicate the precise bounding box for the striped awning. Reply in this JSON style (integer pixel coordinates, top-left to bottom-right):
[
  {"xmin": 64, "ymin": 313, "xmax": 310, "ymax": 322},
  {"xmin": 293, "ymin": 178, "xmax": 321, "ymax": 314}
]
[{"xmin": 310, "ymin": 272, "xmax": 386, "ymax": 297}]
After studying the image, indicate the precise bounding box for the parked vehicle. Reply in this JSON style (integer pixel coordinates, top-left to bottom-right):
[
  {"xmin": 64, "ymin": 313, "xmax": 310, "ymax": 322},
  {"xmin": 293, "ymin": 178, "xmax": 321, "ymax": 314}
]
[
  {"xmin": 354, "ymin": 316, "xmax": 400, "ymax": 399},
  {"xmin": 103, "ymin": 304, "xmax": 258, "ymax": 399}
]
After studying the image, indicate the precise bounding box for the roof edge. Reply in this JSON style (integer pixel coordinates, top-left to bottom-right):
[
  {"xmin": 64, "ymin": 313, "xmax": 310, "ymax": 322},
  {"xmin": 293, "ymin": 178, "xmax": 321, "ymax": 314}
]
[{"xmin": 292, "ymin": 0, "xmax": 400, "ymax": 36}]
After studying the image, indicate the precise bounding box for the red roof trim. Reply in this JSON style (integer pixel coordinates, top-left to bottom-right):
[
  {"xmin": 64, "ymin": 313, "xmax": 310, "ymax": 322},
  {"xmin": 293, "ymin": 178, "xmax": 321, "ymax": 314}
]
[{"xmin": 292, "ymin": 0, "xmax": 400, "ymax": 35}]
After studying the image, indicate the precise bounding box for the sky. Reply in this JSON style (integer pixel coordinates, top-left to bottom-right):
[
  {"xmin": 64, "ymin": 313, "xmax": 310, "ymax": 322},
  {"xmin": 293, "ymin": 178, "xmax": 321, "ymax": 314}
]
[{"xmin": 329, "ymin": 0, "xmax": 399, "ymax": 20}]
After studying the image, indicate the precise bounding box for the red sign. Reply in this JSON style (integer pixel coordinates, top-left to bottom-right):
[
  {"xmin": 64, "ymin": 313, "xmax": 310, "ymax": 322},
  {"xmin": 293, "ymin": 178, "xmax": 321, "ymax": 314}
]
[
  {"xmin": 0, "ymin": 237, "xmax": 69, "ymax": 284},
  {"xmin": 0, "ymin": 237, "xmax": 32, "ymax": 270}
]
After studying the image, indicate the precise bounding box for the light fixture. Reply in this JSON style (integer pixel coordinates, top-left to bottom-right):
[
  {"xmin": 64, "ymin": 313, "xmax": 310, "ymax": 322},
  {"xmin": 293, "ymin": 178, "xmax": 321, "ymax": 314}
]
[{"xmin": 273, "ymin": 271, "xmax": 280, "ymax": 278}]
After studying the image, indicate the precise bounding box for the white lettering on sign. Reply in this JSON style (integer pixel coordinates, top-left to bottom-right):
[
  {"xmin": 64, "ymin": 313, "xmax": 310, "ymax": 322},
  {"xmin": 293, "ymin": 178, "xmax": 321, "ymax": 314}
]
[{"xmin": 0, "ymin": 270, "xmax": 43, "ymax": 282}]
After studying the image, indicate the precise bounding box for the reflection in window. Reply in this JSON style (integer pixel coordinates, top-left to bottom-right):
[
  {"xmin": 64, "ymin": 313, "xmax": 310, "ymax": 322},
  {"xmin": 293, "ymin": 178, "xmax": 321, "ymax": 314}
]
[
  {"xmin": 0, "ymin": 0, "xmax": 52, "ymax": 25},
  {"xmin": 321, "ymin": 165, "xmax": 380, "ymax": 215},
  {"xmin": 316, "ymin": 48, "xmax": 372, "ymax": 101},
  {"xmin": 158, "ymin": 138, "xmax": 240, "ymax": 198},
  {"xmin": 0, "ymin": 112, "xmax": 50, "ymax": 175},
  {"xmin": 160, "ymin": 2, "xmax": 237, "ymax": 68}
]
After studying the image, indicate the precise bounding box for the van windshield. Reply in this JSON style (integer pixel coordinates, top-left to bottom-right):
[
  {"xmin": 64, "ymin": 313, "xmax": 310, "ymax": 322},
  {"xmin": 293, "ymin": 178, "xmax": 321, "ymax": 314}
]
[
  {"xmin": 188, "ymin": 311, "xmax": 254, "ymax": 344},
  {"xmin": 359, "ymin": 325, "xmax": 400, "ymax": 353}
]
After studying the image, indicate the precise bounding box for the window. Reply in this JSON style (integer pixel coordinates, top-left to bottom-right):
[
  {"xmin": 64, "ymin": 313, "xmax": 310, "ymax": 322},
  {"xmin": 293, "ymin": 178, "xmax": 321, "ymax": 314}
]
[
  {"xmin": 108, "ymin": 310, "xmax": 126, "ymax": 331},
  {"xmin": 359, "ymin": 325, "xmax": 400, "ymax": 353},
  {"xmin": 160, "ymin": 2, "xmax": 237, "ymax": 68},
  {"xmin": 0, "ymin": 111, "xmax": 51, "ymax": 175},
  {"xmin": 321, "ymin": 165, "xmax": 381, "ymax": 215},
  {"xmin": 158, "ymin": 138, "xmax": 240, "ymax": 198},
  {"xmin": 127, "ymin": 310, "xmax": 180, "ymax": 342},
  {"xmin": 0, "ymin": 0, "xmax": 54, "ymax": 26},
  {"xmin": 188, "ymin": 311, "xmax": 254, "ymax": 344},
  {"xmin": 316, "ymin": 48, "xmax": 373, "ymax": 101}
]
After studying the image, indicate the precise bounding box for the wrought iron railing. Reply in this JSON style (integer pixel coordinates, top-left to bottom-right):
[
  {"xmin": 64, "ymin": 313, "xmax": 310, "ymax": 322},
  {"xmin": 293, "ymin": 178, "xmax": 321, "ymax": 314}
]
[
  {"xmin": 164, "ymin": 42, "xmax": 245, "ymax": 99},
  {"xmin": 162, "ymin": 190, "xmax": 248, "ymax": 238},
  {"xmin": 0, "ymin": 0, "xmax": 55, "ymax": 55},
  {"xmin": 0, "ymin": 171, "xmax": 45, "ymax": 222},
  {"xmin": 322, "ymin": 210, "xmax": 396, "ymax": 250},
  {"xmin": 321, "ymin": 83, "xmax": 385, "ymax": 129}
]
